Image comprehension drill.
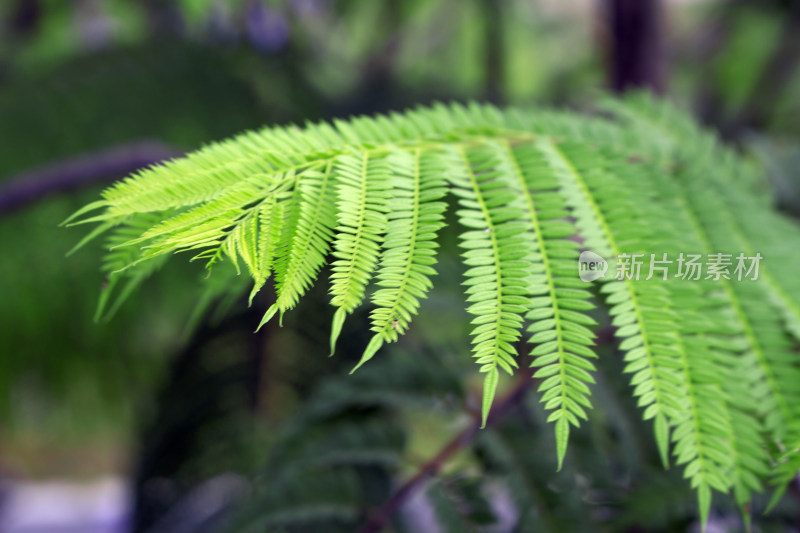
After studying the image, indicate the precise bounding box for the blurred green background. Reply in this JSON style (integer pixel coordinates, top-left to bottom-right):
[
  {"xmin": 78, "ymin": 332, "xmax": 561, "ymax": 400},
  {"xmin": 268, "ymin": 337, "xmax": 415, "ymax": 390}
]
[{"xmin": 0, "ymin": 1, "xmax": 799, "ymax": 532}]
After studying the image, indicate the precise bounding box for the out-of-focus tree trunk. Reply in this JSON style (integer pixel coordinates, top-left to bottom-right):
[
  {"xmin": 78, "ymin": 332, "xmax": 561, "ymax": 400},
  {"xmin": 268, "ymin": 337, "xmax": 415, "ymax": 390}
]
[
  {"xmin": 8, "ymin": 0, "xmax": 40, "ymax": 38},
  {"xmin": 604, "ymin": 0, "xmax": 666, "ymax": 94},
  {"xmin": 483, "ymin": 0, "xmax": 505, "ymax": 104},
  {"xmin": 141, "ymin": 0, "xmax": 184, "ymax": 37},
  {"xmin": 1, "ymin": 0, "xmax": 42, "ymax": 82}
]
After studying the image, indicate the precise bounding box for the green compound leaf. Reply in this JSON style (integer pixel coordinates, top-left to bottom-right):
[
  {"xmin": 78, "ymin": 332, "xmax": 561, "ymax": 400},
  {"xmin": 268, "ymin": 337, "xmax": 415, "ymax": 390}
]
[{"xmin": 71, "ymin": 95, "xmax": 800, "ymax": 524}]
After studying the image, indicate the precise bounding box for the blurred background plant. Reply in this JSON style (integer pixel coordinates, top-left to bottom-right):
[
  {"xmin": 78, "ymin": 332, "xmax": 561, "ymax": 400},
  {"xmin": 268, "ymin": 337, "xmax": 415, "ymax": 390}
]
[{"xmin": 0, "ymin": 1, "xmax": 799, "ymax": 532}]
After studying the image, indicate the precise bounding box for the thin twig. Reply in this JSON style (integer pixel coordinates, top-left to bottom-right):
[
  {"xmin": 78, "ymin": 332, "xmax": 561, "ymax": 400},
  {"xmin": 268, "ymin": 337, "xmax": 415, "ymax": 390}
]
[
  {"xmin": 0, "ymin": 141, "xmax": 182, "ymax": 215},
  {"xmin": 356, "ymin": 371, "xmax": 533, "ymax": 533}
]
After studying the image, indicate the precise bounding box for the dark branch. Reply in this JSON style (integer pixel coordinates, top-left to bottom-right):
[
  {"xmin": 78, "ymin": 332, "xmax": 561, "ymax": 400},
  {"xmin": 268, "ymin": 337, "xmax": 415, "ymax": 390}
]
[
  {"xmin": 356, "ymin": 371, "xmax": 533, "ymax": 533},
  {"xmin": 0, "ymin": 141, "xmax": 182, "ymax": 215}
]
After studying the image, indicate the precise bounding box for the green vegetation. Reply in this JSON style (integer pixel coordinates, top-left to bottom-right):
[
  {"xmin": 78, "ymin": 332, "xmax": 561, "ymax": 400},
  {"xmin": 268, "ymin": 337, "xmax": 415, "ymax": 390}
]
[{"xmin": 72, "ymin": 93, "xmax": 800, "ymax": 525}]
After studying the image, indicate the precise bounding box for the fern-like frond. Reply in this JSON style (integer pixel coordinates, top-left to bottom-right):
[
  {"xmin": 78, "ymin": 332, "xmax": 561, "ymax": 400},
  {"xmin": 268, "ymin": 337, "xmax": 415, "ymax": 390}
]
[
  {"xmin": 501, "ymin": 139, "xmax": 597, "ymax": 469},
  {"xmin": 327, "ymin": 151, "xmax": 391, "ymax": 355},
  {"xmin": 538, "ymin": 139, "xmax": 750, "ymax": 521},
  {"xmin": 635, "ymin": 166, "xmax": 771, "ymax": 512},
  {"xmin": 769, "ymin": 439, "xmax": 800, "ymax": 510},
  {"xmin": 537, "ymin": 139, "xmax": 684, "ymax": 464},
  {"xmin": 260, "ymin": 161, "xmax": 338, "ymax": 325},
  {"xmin": 449, "ymin": 144, "xmax": 534, "ymax": 427},
  {"xmin": 96, "ymin": 213, "xmax": 171, "ymax": 321},
  {"xmin": 601, "ymin": 92, "xmax": 800, "ymax": 347},
  {"xmin": 70, "ymin": 97, "xmax": 800, "ymax": 525},
  {"xmin": 358, "ymin": 149, "xmax": 449, "ymax": 367}
]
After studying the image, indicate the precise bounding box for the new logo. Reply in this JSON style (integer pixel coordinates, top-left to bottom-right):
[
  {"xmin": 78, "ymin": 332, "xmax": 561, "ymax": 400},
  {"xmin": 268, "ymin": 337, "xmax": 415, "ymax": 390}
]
[{"xmin": 578, "ymin": 250, "xmax": 608, "ymax": 282}]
